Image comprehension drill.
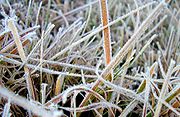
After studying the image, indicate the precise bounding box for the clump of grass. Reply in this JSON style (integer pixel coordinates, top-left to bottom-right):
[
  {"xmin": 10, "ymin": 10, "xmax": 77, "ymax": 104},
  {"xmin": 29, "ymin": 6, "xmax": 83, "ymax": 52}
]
[{"xmin": 0, "ymin": 0, "xmax": 179, "ymax": 117}]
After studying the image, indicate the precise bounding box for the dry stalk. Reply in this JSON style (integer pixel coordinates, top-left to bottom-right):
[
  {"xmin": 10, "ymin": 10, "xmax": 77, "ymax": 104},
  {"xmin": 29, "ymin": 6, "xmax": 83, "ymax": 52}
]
[
  {"xmin": 7, "ymin": 18, "xmax": 35, "ymax": 100},
  {"xmin": 96, "ymin": 0, "xmax": 112, "ymax": 115},
  {"xmin": 100, "ymin": 0, "xmax": 112, "ymax": 65}
]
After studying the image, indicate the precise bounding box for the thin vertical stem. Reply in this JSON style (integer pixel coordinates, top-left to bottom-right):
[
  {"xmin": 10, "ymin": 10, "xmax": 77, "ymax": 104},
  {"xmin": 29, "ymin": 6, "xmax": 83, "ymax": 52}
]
[{"xmin": 100, "ymin": 0, "xmax": 112, "ymax": 65}]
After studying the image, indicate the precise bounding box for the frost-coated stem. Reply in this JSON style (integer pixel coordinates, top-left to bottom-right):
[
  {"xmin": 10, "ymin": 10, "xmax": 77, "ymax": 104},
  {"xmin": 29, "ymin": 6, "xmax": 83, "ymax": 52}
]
[
  {"xmin": 0, "ymin": 86, "xmax": 54, "ymax": 117},
  {"xmin": 100, "ymin": 0, "xmax": 112, "ymax": 65},
  {"xmin": 8, "ymin": 18, "xmax": 35, "ymax": 100}
]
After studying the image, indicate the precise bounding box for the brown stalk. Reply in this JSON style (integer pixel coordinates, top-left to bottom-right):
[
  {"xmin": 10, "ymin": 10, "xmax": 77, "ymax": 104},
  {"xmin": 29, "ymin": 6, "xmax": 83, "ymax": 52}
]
[
  {"xmin": 100, "ymin": 0, "xmax": 111, "ymax": 65},
  {"xmin": 88, "ymin": 0, "xmax": 112, "ymax": 115},
  {"xmin": 79, "ymin": 0, "xmax": 167, "ymax": 108},
  {"xmin": 98, "ymin": 1, "xmax": 112, "ymax": 115}
]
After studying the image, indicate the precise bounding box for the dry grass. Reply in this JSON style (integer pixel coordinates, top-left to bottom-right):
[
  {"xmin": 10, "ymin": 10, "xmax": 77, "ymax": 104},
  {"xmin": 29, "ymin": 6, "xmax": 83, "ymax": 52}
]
[{"xmin": 0, "ymin": 0, "xmax": 179, "ymax": 117}]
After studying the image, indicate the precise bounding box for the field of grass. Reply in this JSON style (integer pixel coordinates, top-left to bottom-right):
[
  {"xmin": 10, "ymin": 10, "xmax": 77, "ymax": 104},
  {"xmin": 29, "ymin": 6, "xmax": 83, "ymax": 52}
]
[{"xmin": 0, "ymin": 0, "xmax": 179, "ymax": 117}]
